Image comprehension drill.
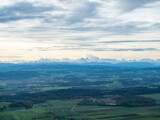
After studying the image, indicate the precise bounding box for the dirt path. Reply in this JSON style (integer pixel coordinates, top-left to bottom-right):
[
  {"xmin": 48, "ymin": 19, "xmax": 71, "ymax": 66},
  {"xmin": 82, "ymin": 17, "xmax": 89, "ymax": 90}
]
[{"xmin": 71, "ymin": 105, "xmax": 77, "ymax": 111}]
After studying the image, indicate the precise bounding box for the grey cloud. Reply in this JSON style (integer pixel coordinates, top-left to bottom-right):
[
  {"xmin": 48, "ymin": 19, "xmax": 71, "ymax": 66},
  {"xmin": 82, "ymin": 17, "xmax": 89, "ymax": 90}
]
[
  {"xmin": 0, "ymin": 0, "xmax": 160, "ymax": 49},
  {"xmin": 100, "ymin": 40, "xmax": 160, "ymax": 44},
  {"xmin": 119, "ymin": 0, "xmax": 159, "ymax": 11},
  {"xmin": 34, "ymin": 46, "xmax": 90, "ymax": 51},
  {"xmin": 69, "ymin": 36, "xmax": 96, "ymax": 41},
  {"xmin": 67, "ymin": 1, "xmax": 99, "ymax": 24},
  {"xmin": 102, "ymin": 24, "xmax": 142, "ymax": 35},
  {"xmin": 29, "ymin": 39, "xmax": 160, "ymax": 52},
  {"xmin": 151, "ymin": 23, "xmax": 160, "ymax": 30},
  {"xmin": 90, "ymin": 48, "xmax": 159, "ymax": 51},
  {"xmin": 111, "ymin": 48, "xmax": 159, "ymax": 51},
  {"xmin": 0, "ymin": 2, "xmax": 55, "ymax": 23},
  {"xmin": 0, "ymin": 0, "xmax": 156, "ymax": 35},
  {"xmin": 61, "ymin": 22, "xmax": 148, "ymax": 35},
  {"xmin": 33, "ymin": 45, "xmax": 159, "ymax": 52}
]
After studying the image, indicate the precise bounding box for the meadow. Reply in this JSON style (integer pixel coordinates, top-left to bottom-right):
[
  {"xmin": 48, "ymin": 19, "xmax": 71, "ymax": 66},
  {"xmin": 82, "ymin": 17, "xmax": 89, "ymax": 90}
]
[{"xmin": 1, "ymin": 95, "xmax": 160, "ymax": 120}]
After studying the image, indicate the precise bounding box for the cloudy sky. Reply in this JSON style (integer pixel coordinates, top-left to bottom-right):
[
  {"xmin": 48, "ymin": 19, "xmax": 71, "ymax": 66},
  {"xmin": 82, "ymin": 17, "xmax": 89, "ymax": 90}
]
[{"xmin": 0, "ymin": 0, "xmax": 160, "ymax": 62}]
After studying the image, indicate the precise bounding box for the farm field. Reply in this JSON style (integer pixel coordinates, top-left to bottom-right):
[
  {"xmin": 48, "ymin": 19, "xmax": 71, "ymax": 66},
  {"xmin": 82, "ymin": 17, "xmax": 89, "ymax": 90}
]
[
  {"xmin": 139, "ymin": 93, "xmax": 160, "ymax": 104},
  {"xmin": 74, "ymin": 92, "xmax": 160, "ymax": 120},
  {"xmin": 74, "ymin": 105, "xmax": 160, "ymax": 120},
  {"xmin": 0, "ymin": 95, "xmax": 160, "ymax": 120}
]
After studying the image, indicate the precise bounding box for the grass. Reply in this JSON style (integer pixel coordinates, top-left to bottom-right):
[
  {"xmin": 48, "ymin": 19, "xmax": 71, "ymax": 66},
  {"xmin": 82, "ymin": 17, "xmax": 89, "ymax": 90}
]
[
  {"xmin": 0, "ymin": 102, "xmax": 11, "ymax": 108},
  {"xmin": 36, "ymin": 86, "xmax": 72, "ymax": 91},
  {"xmin": 0, "ymin": 99, "xmax": 83, "ymax": 120},
  {"xmin": 139, "ymin": 93, "xmax": 160, "ymax": 104},
  {"xmin": 0, "ymin": 97, "xmax": 160, "ymax": 120},
  {"xmin": 74, "ymin": 103, "xmax": 160, "ymax": 120}
]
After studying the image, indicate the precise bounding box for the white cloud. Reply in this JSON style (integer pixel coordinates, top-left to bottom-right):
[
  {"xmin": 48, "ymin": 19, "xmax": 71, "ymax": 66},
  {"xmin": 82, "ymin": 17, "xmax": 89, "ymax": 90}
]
[{"xmin": 0, "ymin": 0, "xmax": 160, "ymax": 61}]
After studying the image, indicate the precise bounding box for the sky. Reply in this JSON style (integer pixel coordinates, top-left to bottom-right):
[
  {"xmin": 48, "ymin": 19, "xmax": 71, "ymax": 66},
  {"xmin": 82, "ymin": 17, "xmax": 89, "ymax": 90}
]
[{"xmin": 0, "ymin": 0, "xmax": 160, "ymax": 62}]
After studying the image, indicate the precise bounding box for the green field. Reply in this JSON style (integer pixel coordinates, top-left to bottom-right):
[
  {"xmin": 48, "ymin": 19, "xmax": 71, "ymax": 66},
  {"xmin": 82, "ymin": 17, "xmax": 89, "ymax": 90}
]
[
  {"xmin": 0, "ymin": 99, "xmax": 83, "ymax": 120},
  {"xmin": 0, "ymin": 96, "xmax": 160, "ymax": 120},
  {"xmin": 140, "ymin": 93, "xmax": 160, "ymax": 104},
  {"xmin": 74, "ymin": 105, "xmax": 160, "ymax": 120}
]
